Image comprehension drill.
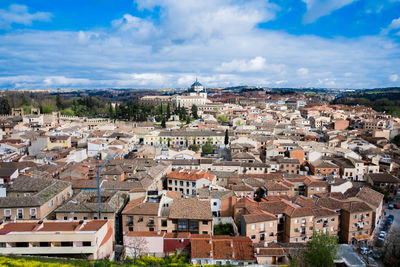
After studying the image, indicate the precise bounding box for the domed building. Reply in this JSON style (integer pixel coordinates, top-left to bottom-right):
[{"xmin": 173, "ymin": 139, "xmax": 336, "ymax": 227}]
[
  {"xmin": 190, "ymin": 78, "xmax": 204, "ymax": 94},
  {"xmin": 139, "ymin": 79, "xmax": 210, "ymax": 109}
]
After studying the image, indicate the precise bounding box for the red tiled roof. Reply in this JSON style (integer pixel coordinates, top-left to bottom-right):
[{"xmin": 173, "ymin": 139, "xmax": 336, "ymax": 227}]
[
  {"xmin": 191, "ymin": 236, "xmax": 255, "ymax": 261},
  {"xmin": 166, "ymin": 169, "xmax": 215, "ymax": 182}
]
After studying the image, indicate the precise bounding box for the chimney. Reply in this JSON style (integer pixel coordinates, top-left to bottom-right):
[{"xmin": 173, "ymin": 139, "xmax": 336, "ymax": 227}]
[
  {"xmin": 256, "ymin": 247, "xmax": 260, "ymax": 254},
  {"xmin": 232, "ymin": 252, "xmax": 235, "ymax": 258},
  {"xmin": 230, "ymin": 241, "xmax": 233, "ymax": 247}
]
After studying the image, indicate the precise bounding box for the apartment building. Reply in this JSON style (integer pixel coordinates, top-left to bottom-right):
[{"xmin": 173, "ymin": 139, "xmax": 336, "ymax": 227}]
[
  {"xmin": 122, "ymin": 197, "xmax": 213, "ymax": 235},
  {"xmin": 158, "ymin": 130, "xmax": 232, "ymax": 147},
  {"xmin": 0, "ymin": 176, "xmax": 72, "ymax": 221},
  {"xmin": 309, "ymin": 160, "xmax": 339, "ymax": 177},
  {"xmin": 166, "ymin": 169, "xmax": 215, "ymax": 196},
  {"xmin": 283, "ymin": 205, "xmax": 339, "ymax": 243},
  {"xmin": 340, "ymin": 201, "xmax": 374, "ymax": 244},
  {"xmin": 304, "ymin": 178, "xmax": 329, "ymax": 197},
  {"xmin": 55, "ymin": 190, "xmax": 128, "ymax": 222},
  {"xmin": 277, "ymin": 158, "xmax": 300, "ymax": 174},
  {"xmin": 168, "ymin": 198, "xmax": 213, "ymax": 235},
  {"xmin": 241, "ymin": 212, "xmax": 278, "ymax": 244},
  {"xmin": 0, "ymin": 220, "xmax": 113, "ymax": 260}
]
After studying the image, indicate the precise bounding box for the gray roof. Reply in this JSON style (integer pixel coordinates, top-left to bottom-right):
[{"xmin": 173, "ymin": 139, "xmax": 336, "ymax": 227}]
[
  {"xmin": 55, "ymin": 190, "xmax": 128, "ymax": 214},
  {"xmin": 0, "ymin": 176, "xmax": 71, "ymax": 208}
]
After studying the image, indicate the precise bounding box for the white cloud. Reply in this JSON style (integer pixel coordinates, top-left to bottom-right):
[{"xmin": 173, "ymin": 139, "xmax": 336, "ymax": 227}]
[
  {"xmin": 216, "ymin": 57, "xmax": 270, "ymax": 72},
  {"xmin": 0, "ymin": 1, "xmax": 399, "ymax": 89},
  {"xmin": 43, "ymin": 76, "xmax": 90, "ymax": 86},
  {"xmin": 297, "ymin": 68, "xmax": 309, "ymax": 76},
  {"xmin": 344, "ymin": 72, "xmax": 352, "ymax": 77},
  {"xmin": 135, "ymin": 0, "xmax": 278, "ymax": 40},
  {"xmin": 301, "ymin": 0, "xmax": 357, "ymax": 24},
  {"xmin": 389, "ymin": 74, "xmax": 398, "ymax": 82},
  {"xmin": 0, "ymin": 4, "xmax": 52, "ymax": 29},
  {"xmin": 384, "ymin": 17, "xmax": 400, "ymax": 34}
]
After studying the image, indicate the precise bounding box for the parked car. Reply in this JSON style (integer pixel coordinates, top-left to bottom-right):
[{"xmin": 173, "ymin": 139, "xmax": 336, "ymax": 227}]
[
  {"xmin": 388, "ymin": 204, "xmax": 394, "ymax": 210},
  {"xmin": 388, "ymin": 214, "xmax": 394, "ymax": 220},
  {"xmin": 371, "ymin": 252, "xmax": 382, "ymax": 259},
  {"xmin": 379, "ymin": 231, "xmax": 387, "ymax": 238},
  {"xmin": 394, "ymin": 203, "xmax": 400, "ymax": 209},
  {"xmin": 361, "ymin": 247, "xmax": 372, "ymax": 255}
]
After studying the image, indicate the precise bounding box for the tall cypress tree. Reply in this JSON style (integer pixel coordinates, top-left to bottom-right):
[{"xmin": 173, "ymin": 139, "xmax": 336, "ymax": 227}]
[{"xmin": 224, "ymin": 129, "xmax": 229, "ymax": 145}]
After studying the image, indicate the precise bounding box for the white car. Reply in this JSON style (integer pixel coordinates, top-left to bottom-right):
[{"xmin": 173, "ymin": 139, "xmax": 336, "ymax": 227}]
[{"xmin": 360, "ymin": 247, "xmax": 372, "ymax": 255}]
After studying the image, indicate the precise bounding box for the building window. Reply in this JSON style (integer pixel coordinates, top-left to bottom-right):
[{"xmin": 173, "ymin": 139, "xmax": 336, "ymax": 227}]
[
  {"xmin": 169, "ymin": 180, "xmax": 172, "ymax": 184},
  {"xmin": 180, "ymin": 181, "xmax": 183, "ymax": 186},
  {"xmin": 331, "ymin": 218, "xmax": 335, "ymax": 222},
  {"xmin": 17, "ymin": 209, "xmax": 23, "ymax": 219},
  {"xmin": 82, "ymin": 241, "xmax": 92, "ymax": 247},
  {"xmin": 213, "ymin": 202, "xmax": 217, "ymax": 206},
  {"xmin": 30, "ymin": 208, "xmax": 37, "ymax": 219},
  {"xmin": 251, "ymin": 235, "xmax": 256, "ymax": 239},
  {"xmin": 202, "ymin": 220, "xmax": 208, "ymax": 225},
  {"xmin": 162, "ymin": 220, "xmax": 167, "ymax": 227},
  {"xmin": 138, "ymin": 217, "xmax": 143, "ymax": 222},
  {"xmin": 63, "ymin": 216, "xmax": 68, "ymax": 220},
  {"xmin": 294, "ymin": 228, "xmax": 298, "ymax": 232}
]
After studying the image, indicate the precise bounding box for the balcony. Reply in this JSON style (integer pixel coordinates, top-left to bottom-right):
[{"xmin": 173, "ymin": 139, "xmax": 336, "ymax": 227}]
[{"xmin": 127, "ymin": 221, "xmax": 133, "ymax": 226}]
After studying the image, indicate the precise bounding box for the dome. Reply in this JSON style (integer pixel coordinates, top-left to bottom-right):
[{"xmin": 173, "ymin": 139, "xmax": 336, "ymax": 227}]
[{"xmin": 191, "ymin": 81, "xmax": 202, "ymax": 87}]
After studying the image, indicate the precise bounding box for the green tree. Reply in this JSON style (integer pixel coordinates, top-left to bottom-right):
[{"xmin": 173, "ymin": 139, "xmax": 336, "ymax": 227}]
[
  {"xmin": 217, "ymin": 114, "xmax": 229, "ymax": 123},
  {"xmin": 202, "ymin": 143, "xmax": 214, "ymax": 154},
  {"xmin": 60, "ymin": 108, "xmax": 75, "ymax": 116},
  {"xmin": 224, "ymin": 129, "xmax": 229, "ymax": 145},
  {"xmin": 393, "ymin": 134, "xmax": 400, "ymax": 147},
  {"xmin": 166, "ymin": 103, "xmax": 171, "ymax": 119},
  {"xmin": 189, "ymin": 144, "xmax": 199, "ymax": 152},
  {"xmin": 186, "ymin": 115, "xmax": 191, "ymax": 124},
  {"xmin": 303, "ymin": 232, "xmax": 338, "ymax": 267},
  {"xmin": 0, "ymin": 98, "xmax": 11, "ymax": 115},
  {"xmin": 191, "ymin": 104, "xmax": 198, "ymax": 119},
  {"xmin": 161, "ymin": 117, "xmax": 166, "ymax": 128},
  {"xmin": 108, "ymin": 103, "xmax": 115, "ymax": 118},
  {"xmin": 40, "ymin": 104, "xmax": 54, "ymax": 114},
  {"xmin": 55, "ymin": 94, "xmax": 64, "ymax": 110},
  {"xmin": 167, "ymin": 137, "xmax": 171, "ymax": 147},
  {"xmin": 184, "ymin": 136, "xmax": 189, "ymax": 147}
]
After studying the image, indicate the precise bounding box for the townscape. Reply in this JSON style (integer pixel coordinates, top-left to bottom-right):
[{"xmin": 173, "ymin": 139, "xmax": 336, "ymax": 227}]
[{"xmin": 0, "ymin": 82, "xmax": 398, "ymax": 266}]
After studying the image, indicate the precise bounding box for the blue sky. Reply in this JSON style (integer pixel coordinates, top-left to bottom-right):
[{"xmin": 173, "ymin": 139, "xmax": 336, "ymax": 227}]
[{"xmin": 0, "ymin": 0, "xmax": 399, "ymax": 89}]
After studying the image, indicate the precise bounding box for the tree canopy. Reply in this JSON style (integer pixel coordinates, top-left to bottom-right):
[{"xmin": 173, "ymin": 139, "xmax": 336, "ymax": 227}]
[{"xmin": 303, "ymin": 232, "xmax": 338, "ymax": 267}]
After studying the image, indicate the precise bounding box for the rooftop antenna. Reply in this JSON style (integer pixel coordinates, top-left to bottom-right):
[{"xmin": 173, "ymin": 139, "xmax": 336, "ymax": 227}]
[{"xmin": 96, "ymin": 152, "xmax": 118, "ymax": 219}]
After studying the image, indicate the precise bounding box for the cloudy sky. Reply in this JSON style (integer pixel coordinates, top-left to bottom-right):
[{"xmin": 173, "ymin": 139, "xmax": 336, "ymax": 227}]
[{"xmin": 0, "ymin": 0, "xmax": 400, "ymax": 89}]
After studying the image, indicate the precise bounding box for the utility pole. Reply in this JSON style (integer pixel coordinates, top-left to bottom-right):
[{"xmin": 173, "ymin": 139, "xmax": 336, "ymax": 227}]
[{"xmin": 96, "ymin": 152, "xmax": 118, "ymax": 219}]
